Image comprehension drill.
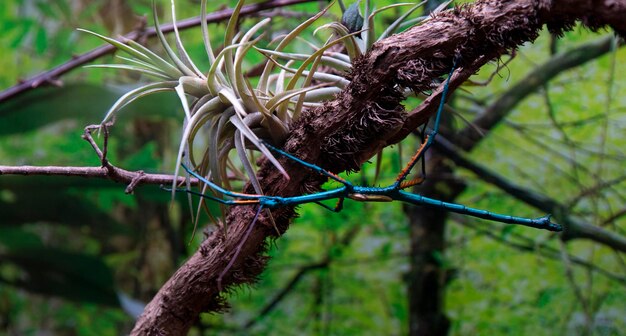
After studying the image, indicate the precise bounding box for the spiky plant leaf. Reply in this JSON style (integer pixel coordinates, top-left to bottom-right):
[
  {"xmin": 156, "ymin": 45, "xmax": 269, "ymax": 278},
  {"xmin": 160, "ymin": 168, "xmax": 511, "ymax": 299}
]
[
  {"xmin": 84, "ymin": 64, "xmax": 171, "ymax": 80},
  {"xmin": 169, "ymin": 0, "xmax": 204, "ymax": 78},
  {"xmin": 378, "ymin": 1, "xmax": 426, "ymax": 41},
  {"xmin": 152, "ymin": 1, "xmax": 195, "ymax": 77},
  {"xmin": 200, "ymin": 0, "xmax": 216, "ymax": 64},
  {"xmin": 115, "ymin": 55, "xmax": 174, "ymax": 78},
  {"xmin": 257, "ymin": 0, "xmax": 335, "ymax": 94},
  {"xmin": 218, "ymin": 88, "xmax": 288, "ymax": 179},
  {"xmin": 102, "ymin": 81, "xmax": 179, "ymax": 123},
  {"xmin": 255, "ymin": 48, "xmax": 353, "ymax": 72},
  {"xmin": 77, "ymin": 29, "xmax": 150, "ymax": 62}
]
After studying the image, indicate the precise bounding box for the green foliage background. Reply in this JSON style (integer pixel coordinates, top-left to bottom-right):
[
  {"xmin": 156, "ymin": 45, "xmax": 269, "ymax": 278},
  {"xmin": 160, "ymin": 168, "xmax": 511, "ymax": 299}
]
[{"xmin": 0, "ymin": 0, "xmax": 624, "ymax": 335}]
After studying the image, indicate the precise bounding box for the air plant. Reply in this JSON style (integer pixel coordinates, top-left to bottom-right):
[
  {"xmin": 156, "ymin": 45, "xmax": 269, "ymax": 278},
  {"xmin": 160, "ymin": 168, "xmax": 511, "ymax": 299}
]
[{"xmin": 80, "ymin": 0, "xmax": 429, "ymax": 216}]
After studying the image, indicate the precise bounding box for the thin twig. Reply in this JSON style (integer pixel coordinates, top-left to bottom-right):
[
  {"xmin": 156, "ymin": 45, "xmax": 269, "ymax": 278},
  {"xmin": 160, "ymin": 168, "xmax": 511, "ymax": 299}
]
[
  {"xmin": 243, "ymin": 225, "xmax": 361, "ymax": 330},
  {"xmin": 0, "ymin": 165, "xmax": 197, "ymax": 189},
  {"xmin": 0, "ymin": 123, "xmax": 199, "ymax": 191},
  {"xmin": 559, "ymin": 240, "xmax": 594, "ymax": 334}
]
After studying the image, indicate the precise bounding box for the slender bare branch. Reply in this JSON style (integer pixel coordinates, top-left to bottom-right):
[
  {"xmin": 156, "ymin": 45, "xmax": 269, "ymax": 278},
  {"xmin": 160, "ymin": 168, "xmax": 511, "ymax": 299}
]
[{"xmin": 0, "ymin": 165, "xmax": 197, "ymax": 192}]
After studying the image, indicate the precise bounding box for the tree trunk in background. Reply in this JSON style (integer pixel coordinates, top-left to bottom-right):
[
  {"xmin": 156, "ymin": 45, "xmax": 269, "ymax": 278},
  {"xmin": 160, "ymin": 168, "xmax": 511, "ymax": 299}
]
[{"xmin": 405, "ymin": 116, "xmax": 463, "ymax": 335}]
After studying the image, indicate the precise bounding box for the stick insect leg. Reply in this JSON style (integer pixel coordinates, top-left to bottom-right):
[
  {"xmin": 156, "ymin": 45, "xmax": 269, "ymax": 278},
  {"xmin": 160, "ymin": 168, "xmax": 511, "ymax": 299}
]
[
  {"xmin": 217, "ymin": 205, "xmax": 264, "ymax": 291},
  {"xmin": 262, "ymin": 142, "xmax": 353, "ymax": 187},
  {"xmin": 314, "ymin": 197, "xmax": 345, "ymax": 213},
  {"xmin": 162, "ymin": 185, "xmax": 248, "ymax": 206},
  {"xmin": 181, "ymin": 163, "xmax": 262, "ymax": 201},
  {"xmin": 393, "ymin": 60, "xmax": 458, "ymax": 189}
]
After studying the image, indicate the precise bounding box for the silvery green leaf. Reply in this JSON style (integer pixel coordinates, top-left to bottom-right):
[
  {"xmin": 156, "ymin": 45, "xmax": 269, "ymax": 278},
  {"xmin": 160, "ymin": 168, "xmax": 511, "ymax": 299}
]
[
  {"xmin": 284, "ymin": 31, "xmax": 362, "ymax": 94},
  {"xmin": 152, "ymin": 1, "xmax": 195, "ymax": 77},
  {"xmin": 315, "ymin": 22, "xmax": 361, "ymax": 60},
  {"xmin": 102, "ymin": 81, "xmax": 178, "ymax": 123},
  {"xmin": 124, "ymin": 41, "xmax": 182, "ymax": 78},
  {"xmin": 299, "ymin": 87, "xmax": 344, "ymax": 102},
  {"xmin": 378, "ymin": 2, "xmax": 426, "ymax": 41},
  {"xmin": 200, "ymin": 0, "xmax": 216, "ymax": 64},
  {"xmin": 257, "ymin": 1, "xmax": 333, "ymax": 94},
  {"xmin": 271, "ymin": 61, "xmax": 350, "ymax": 88},
  {"xmin": 223, "ymin": 0, "xmax": 246, "ymax": 88},
  {"xmin": 233, "ymin": 128, "xmax": 263, "ymax": 194},
  {"xmin": 207, "ymin": 43, "xmax": 242, "ymax": 95},
  {"xmin": 256, "ymin": 48, "xmax": 352, "ymax": 73},
  {"xmin": 84, "ymin": 64, "xmax": 171, "ymax": 80},
  {"xmin": 219, "ymin": 88, "xmax": 288, "ymax": 179},
  {"xmin": 78, "ymin": 29, "xmax": 150, "ymax": 63},
  {"xmin": 115, "ymin": 55, "xmax": 173, "ymax": 78},
  {"xmin": 172, "ymin": 96, "xmax": 223, "ymax": 199},
  {"xmin": 169, "ymin": 0, "xmax": 204, "ymax": 78}
]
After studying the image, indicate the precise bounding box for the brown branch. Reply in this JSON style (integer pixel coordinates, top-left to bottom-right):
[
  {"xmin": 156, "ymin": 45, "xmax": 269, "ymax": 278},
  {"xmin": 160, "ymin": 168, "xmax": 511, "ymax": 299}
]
[
  {"xmin": 132, "ymin": 0, "xmax": 626, "ymax": 334},
  {"xmin": 0, "ymin": 165, "xmax": 196, "ymax": 190},
  {"xmin": 1, "ymin": 123, "xmax": 200, "ymax": 191},
  {"xmin": 0, "ymin": 0, "xmax": 321, "ymax": 104}
]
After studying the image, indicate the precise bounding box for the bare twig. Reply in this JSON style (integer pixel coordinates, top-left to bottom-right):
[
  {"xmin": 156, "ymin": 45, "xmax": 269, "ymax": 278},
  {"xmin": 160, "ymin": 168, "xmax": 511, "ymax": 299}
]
[
  {"xmin": 455, "ymin": 35, "xmax": 621, "ymax": 151},
  {"xmin": 0, "ymin": 165, "xmax": 197, "ymax": 190},
  {"xmin": 0, "ymin": 122, "xmax": 199, "ymax": 191},
  {"xmin": 559, "ymin": 240, "xmax": 594, "ymax": 333}
]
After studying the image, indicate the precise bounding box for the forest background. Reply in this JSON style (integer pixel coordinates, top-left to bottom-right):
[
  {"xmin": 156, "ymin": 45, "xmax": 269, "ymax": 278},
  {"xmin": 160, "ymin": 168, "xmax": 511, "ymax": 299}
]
[{"xmin": 0, "ymin": 0, "xmax": 624, "ymax": 335}]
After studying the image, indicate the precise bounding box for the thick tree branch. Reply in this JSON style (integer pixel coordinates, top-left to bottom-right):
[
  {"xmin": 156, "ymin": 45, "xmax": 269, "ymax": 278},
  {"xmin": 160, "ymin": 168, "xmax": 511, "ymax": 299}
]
[
  {"xmin": 132, "ymin": 1, "xmax": 626, "ymax": 334},
  {"xmin": 0, "ymin": 0, "xmax": 320, "ymax": 103}
]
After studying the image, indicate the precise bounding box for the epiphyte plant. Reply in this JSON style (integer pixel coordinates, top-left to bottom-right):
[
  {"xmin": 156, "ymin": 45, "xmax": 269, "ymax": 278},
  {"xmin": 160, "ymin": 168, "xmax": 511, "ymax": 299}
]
[{"xmin": 80, "ymin": 0, "xmax": 433, "ymax": 201}]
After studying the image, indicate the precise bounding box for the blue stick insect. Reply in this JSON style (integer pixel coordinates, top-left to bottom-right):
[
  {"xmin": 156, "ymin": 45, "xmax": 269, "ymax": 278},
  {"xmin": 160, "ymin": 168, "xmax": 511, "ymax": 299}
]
[
  {"xmin": 179, "ymin": 59, "xmax": 561, "ymax": 289},
  {"xmin": 180, "ymin": 59, "xmax": 562, "ymax": 234}
]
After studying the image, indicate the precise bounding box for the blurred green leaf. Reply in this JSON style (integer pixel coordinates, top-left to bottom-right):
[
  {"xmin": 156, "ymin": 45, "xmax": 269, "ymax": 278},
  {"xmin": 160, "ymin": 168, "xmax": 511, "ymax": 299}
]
[
  {"xmin": 342, "ymin": 1, "xmax": 364, "ymax": 35},
  {"xmin": 35, "ymin": 26, "xmax": 48, "ymax": 55},
  {"xmin": 0, "ymin": 177, "xmax": 129, "ymax": 236},
  {"xmin": 0, "ymin": 227, "xmax": 43, "ymax": 250},
  {"xmin": 9, "ymin": 20, "xmax": 33, "ymax": 48},
  {"xmin": 35, "ymin": 1, "xmax": 58, "ymax": 19}
]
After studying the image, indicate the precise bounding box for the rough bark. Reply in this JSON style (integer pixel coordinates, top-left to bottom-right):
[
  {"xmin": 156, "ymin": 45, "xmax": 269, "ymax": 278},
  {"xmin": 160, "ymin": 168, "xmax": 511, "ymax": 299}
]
[{"xmin": 132, "ymin": 1, "xmax": 626, "ymax": 334}]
